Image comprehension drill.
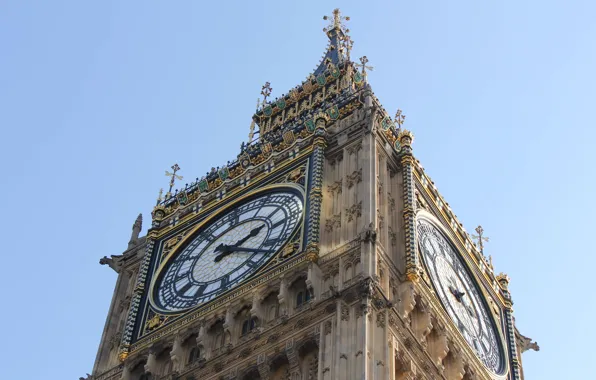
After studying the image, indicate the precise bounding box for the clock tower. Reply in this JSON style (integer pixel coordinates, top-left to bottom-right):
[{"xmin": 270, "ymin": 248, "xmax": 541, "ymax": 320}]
[{"xmin": 87, "ymin": 9, "xmax": 537, "ymax": 380}]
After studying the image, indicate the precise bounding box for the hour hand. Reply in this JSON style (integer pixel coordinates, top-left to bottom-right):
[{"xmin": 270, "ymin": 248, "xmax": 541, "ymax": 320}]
[
  {"xmin": 213, "ymin": 245, "xmax": 266, "ymax": 263},
  {"xmin": 449, "ymin": 286, "xmax": 466, "ymax": 302},
  {"xmin": 224, "ymin": 247, "xmax": 266, "ymax": 253}
]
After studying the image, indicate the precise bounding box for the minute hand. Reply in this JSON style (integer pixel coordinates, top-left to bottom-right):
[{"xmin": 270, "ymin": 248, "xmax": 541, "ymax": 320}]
[{"xmin": 223, "ymin": 247, "xmax": 267, "ymax": 253}]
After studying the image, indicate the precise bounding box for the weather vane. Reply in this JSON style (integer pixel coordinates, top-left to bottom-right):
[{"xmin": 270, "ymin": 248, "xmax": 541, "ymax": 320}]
[
  {"xmin": 165, "ymin": 164, "xmax": 183, "ymax": 199},
  {"xmin": 323, "ymin": 8, "xmax": 350, "ymax": 34},
  {"xmin": 260, "ymin": 82, "xmax": 272, "ymax": 105},
  {"xmin": 355, "ymin": 56, "xmax": 374, "ymax": 81},
  {"xmin": 394, "ymin": 109, "xmax": 406, "ymax": 130},
  {"xmin": 472, "ymin": 225, "xmax": 490, "ymax": 255}
]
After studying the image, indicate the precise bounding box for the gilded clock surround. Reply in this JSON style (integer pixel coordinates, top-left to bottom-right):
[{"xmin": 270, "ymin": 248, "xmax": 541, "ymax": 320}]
[{"xmin": 148, "ymin": 183, "xmax": 306, "ymax": 315}]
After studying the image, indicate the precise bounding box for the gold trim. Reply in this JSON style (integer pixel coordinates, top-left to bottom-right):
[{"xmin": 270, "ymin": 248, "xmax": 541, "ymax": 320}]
[
  {"xmin": 148, "ymin": 183, "xmax": 306, "ymax": 314},
  {"xmin": 153, "ymin": 147, "xmax": 314, "ymax": 239}
]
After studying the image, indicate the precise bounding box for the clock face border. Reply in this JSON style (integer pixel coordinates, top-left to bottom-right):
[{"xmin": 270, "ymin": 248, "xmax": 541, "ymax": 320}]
[
  {"xmin": 147, "ymin": 183, "xmax": 306, "ymax": 315},
  {"xmin": 416, "ymin": 211, "xmax": 508, "ymax": 376}
]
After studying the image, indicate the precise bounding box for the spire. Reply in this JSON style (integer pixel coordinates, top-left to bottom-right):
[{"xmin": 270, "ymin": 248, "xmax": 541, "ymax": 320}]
[
  {"xmin": 128, "ymin": 213, "xmax": 143, "ymax": 249},
  {"xmin": 314, "ymin": 9, "xmax": 351, "ymax": 76}
]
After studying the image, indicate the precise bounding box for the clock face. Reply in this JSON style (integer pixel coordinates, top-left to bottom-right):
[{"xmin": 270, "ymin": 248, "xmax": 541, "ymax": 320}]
[
  {"xmin": 151, "ymin": 187, "xmax": 304, "ymax": 314},
  {"xmin": 417, "ymin": 218, "xmax": 504, "ymax": 374}
]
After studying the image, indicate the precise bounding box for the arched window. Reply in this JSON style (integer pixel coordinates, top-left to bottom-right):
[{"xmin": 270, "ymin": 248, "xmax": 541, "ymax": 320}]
[
  {"xmin": 268, "ymin": 304, "xmax": 278, "ymax": 321},
  {"xmin": 345, "ymin": 265, "xmax": 353, "ymax": 282},
  {"xmin": 241, "ymin": 317, "xmax": 257, "ymax": 335},
  {"xmin": 296, "ymin": 291, "xmax": 304, "ymax": 307},
  {"xmin": 139, "ymin": 374, "xmax": 152, "ymax": 380},
  {"xmin": 188, "ymin": 346, "xmax": 200, "ymax": 364}
]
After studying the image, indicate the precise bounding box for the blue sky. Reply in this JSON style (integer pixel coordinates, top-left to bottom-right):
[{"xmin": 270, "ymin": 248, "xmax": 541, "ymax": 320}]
[{"xmin": 0, "ymin": 1, "xmax": 593, "ymax": 379}]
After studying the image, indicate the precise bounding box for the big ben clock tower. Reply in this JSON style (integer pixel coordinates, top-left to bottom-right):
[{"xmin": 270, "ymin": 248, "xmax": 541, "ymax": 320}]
[{"xmin": 87, "ymin": 9, "xmax": 537, "ymax": 380}]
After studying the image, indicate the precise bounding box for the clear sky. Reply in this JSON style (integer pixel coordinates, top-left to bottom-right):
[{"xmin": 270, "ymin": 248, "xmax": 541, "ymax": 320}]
[{"xmin": 0, "ymin": 1, "xmax": 593, "ymax": 379}]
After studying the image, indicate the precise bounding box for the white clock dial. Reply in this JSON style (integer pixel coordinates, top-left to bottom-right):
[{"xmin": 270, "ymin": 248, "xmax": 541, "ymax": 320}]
[
  {"xmin": 151, "ymin": 187, "xmax": 304, "ymax": 313},
  {"xmin": 417, "ymin": 218, "xmax": 504, "ymax": 374}
]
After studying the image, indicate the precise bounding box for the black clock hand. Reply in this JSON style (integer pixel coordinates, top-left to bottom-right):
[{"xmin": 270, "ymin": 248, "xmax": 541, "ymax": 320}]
[
  {"xmin": 213, "ymin": 225, "xmax": 266, "ymax": 262},
  {"xmin": 449, "ymin": 286, "xmax": 466, "ymax": 302},
  {"xmin": 214, "ymin": 246, "xmax": 269, "ymax": 262},
  {"xmin": 214, "ymin": 225, "xmax": 265, "ymax": 254},
  {"xmin": 222, "ymin": 247, "xmax": 267, "ymax": 253}
]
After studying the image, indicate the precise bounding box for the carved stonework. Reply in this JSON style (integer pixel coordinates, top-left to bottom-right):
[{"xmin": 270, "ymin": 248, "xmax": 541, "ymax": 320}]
[
  {"xmin": 346, "ymin": 168, "xmax": 362, "ymax": 189},
  {"xmin": 359, "ymin": 223, "xmax": 377, "ymax": 243},
  {"xmin": 341, "ymin": 304, "xmax": 350, "ymax": 321},
  {"xmin": 345, "ymin": 201, "xmax": 362, "ymax": 222},
  {"xmin": 346, "ymin": 141, "xmax": 362, "ymax": 155}
]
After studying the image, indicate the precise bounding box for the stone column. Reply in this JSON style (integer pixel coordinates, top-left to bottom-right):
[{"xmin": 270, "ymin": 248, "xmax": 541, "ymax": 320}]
[
  {"xmin": 169, "ymin": 334, "xmax": 183, "ymax": 372},
  {"xmin": 497, "ymin": 273, "xmax": 521, "ymax": 380},
  {"xmin": 119, "ymin": 365, "xmax": 131, "ymax": 380},
  {"xmin": 397, "ymin": 129, "xmax": 418, "ymax": 282},
  {"xmin": 278, "ymin": 276, "xmax": 289, "ymax": 318},
  {"xmin": 144, "ymin": 351, "xmax": 158, "ymax": 375}
]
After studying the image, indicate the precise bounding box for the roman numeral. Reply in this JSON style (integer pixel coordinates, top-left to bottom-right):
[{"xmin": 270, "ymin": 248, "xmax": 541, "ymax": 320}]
[
  {"xmin": 178, "ymin": 282, "xmax": 193, "ymax": 295},
  {"xmin": 262, "ymin": 237, "xmax": 281, "ymax": 247}
]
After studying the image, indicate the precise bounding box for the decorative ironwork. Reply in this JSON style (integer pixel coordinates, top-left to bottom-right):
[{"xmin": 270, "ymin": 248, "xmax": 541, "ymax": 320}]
[
  {"xmin": 472, "ymin": 225, "xmax": 490, "ymax": 254},
  {"xmin": 261, "ymin": 82, "xmax": 273, "ymax": 105},
  {"xmin": 356, "ymin": 56, "xmax": 373, "ymax": 81},
  {"xmin": 165, "ymin": 164, "xmax": 183, "ymax": 199},
  {"xmin": 323, "ymin": 8, "xmax": 350, "ymax": 34},
  {"xmin": 394, "ymin": 109, "xmax": 406, "ymax": 130}
]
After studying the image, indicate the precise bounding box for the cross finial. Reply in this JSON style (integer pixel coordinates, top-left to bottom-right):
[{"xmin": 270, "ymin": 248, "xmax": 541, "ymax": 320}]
[
  {"xmin": 323, "ymin": 8, "xmax": 350, "ymax": 34},
  {"xmin": 260, "ymin": 82, "xmax": 272, "ymax": 105},
  {"xmin": 165, "ymin": 164, "xmax": 183, "ymax": 199},
  {"xmin": 355, "ymin": 56, "xmax": 374, "ymax": 81},
  {"xmin": 471, "ymin": 225, "xmax": 490, "ymax": 255},
  {"xmin": 394, "ymin": 109, "xmax": 406, "ymax": 130}
]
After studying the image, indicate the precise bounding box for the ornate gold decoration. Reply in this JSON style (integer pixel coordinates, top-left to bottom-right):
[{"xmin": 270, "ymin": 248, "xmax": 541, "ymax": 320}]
[
  {"xmin": 323, "ymin": 8, "xmax": 350, "ymax": 34},
  {"xmin": 260, "ymin": 82, "xmax": 272, "ymax": 104},
  {"xmin": 394, "ymin": 109, "xmax": 406, "ymax": 129},
  {"xmin": 152, "ymin": 205, "xmax": 166, "ymax": 222},
  {"xmin": 397, "ymin": 128, "xmax": 414, "ymax": 147},
  {"xmin": 118, "ymin": 351, "xmax": 128, "ymax": 362},
  {"xmin": 305, "ymin": 243, "xmax": 319, "ymax": 263}
]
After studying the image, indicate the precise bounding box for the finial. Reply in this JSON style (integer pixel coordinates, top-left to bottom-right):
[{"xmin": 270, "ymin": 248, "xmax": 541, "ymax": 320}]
[
  {"xmin": 355, "ymin": 56, "xmax": 374, "ymax": 81},
  {"xmin": 165, "ymin": 164, "xmax": 183, "ymax": 199},
  {"xmin": 261, "ymin": 82, "xmax": 272, "ymax": 105},
  {"xmin": 323, "ymin": 8, "xmax": 350, "ymax": 34},
  {"xmin": 248, "ymin": 98, "xmax": 260, "ymax": 143},
  {"xmin": 156, "ymin": 188, "xmax": 163, "ymax": 205},
  {"xmin": 394, "ymin": 109, "xmax": 406, "ymax": 131},
  {"xmin": 472, "ymin": 225, "xmax": 490, "ymax": 255},
  {"xmin": 341, "ymin": 35, "xmax": 354, "ymax": 61},
  {"xmin": 128, "ymin": 213, "xmax": 143, "ymax": 249}
]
